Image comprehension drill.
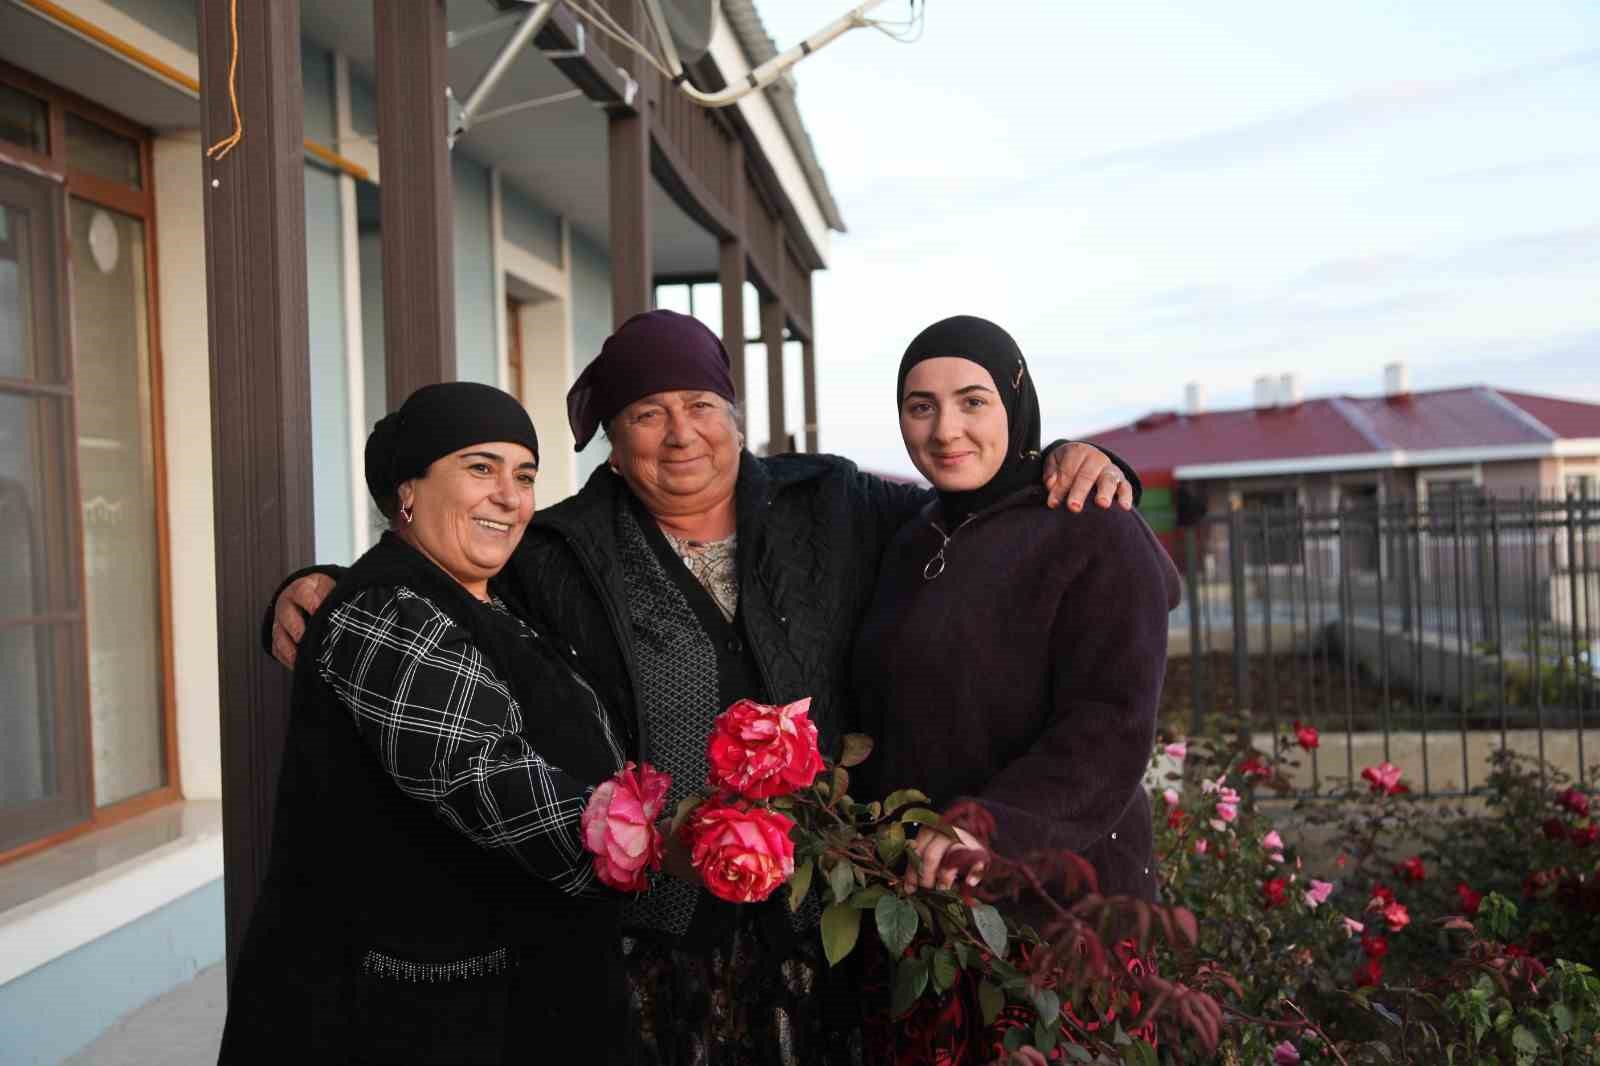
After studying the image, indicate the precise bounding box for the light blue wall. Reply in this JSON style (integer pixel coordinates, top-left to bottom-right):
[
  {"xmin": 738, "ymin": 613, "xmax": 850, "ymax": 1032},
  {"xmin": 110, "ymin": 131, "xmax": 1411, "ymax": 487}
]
[
  {"xmin": 300, "ymin": 38, "xmax": 337, "ymax": 145},
  {"xmin": 0, "ymin": 879, "xmax": 224, "ymax": 1066},
  {"xmin": 451, "ymin": 155, "xmax": 497, "ymax": 387},
  {"xmin": 570, "ymin": 229, "xmax": 613, "ymax": 484},
  {"xmin": 304, "ymin": 165, "xmax": 354, "ymax": 564},
  {"xmin": 501, "ymin": 183, "xmax": 562, "ymax": 268},
  {"xmin": 98, "ymin": 0, "xmax": 196, "ymax": 53}
]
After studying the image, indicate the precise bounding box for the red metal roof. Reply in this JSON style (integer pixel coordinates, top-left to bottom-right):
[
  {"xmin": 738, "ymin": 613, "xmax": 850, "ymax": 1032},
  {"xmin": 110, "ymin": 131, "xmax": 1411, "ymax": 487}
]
[{"xmin": 1085, "ymin": 386, "xmax": 1600, "ymax": 475}]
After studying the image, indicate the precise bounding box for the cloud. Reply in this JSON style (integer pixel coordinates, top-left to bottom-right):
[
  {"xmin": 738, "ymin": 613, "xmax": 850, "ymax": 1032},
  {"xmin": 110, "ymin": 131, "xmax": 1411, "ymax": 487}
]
[
  {"xmin": 1056, "ymin": 48, "xmax": 1600, "ymax": 177},
  {"xmin": 1435, "ymin": 152, "xmax": 1600, "ymax": 183}
]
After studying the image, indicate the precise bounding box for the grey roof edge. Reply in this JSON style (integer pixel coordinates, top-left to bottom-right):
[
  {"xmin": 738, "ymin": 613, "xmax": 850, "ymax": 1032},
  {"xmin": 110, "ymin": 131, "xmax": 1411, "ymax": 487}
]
[
  {"xmin": 1478, "ymin": 386, "xmax": 1559, "ymax": 441},
  {"xmin": 719, "ymin": 0, "xmax": 848, "ymax": 233}
]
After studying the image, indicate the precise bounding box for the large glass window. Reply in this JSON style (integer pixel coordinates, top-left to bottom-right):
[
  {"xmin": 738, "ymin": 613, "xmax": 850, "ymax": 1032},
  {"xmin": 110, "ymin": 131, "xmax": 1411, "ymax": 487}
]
[
  {"xmin": 70, "ymin": 198, "xmax": 165, "ymax": 806},
  {"xmin": 0, "ymin": 169, "xmax": 91, "ymax": 853},
  {"xmin": 1, "ymin": 77, "xmax": 170, "ymax": 859}
]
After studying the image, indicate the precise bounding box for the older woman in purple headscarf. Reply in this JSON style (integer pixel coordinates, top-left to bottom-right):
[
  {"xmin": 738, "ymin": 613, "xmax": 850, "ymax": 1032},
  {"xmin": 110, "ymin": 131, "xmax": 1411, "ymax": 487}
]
[{"xmin": 267, "ymin": 310, "xmax": 1139, "ymax": 1065}]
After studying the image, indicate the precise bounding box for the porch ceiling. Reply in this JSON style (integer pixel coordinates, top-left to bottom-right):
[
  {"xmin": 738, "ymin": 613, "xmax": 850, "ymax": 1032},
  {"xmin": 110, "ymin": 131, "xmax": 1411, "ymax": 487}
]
[{"xmin": 301, "ymin": 1, "xmax": 720, "ymax": 278}]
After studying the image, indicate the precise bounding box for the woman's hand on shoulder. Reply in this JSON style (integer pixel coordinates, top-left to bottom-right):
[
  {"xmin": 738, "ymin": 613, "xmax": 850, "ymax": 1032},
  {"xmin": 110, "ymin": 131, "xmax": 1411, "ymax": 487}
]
[
  {"xmin": 272, "ymin": 573, "xmax": 337, "ymax": 668},
  {"xmin": 1043, "ymin": 443, "xmax": 1134, "ymax": 512}
]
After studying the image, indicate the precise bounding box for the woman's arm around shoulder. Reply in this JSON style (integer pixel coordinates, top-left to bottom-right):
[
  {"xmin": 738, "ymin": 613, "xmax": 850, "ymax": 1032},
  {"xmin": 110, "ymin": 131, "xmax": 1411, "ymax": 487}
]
[{"xmin": 318, "ymin": 585, "xmax": 613, "ymax": 896}]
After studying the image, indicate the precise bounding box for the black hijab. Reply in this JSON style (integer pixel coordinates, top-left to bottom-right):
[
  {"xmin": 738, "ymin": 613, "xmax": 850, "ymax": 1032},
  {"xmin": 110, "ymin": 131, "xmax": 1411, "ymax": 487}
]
[{"xmin": 896, "ymin": 315, "xmax": 1043, "ymax": 522}]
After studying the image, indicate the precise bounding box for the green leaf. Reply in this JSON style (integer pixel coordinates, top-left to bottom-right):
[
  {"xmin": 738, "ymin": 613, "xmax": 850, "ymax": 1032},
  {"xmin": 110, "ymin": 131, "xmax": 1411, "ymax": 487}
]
[
  {"xmin": 1551, "ymin": 1002, "xmax": 1574, "ymax": 1034},
  {"xmin": 788, "ymin": 858, "xmax": 814, "ymax": 913},
  {"xmin": 978, "ymin": 979, "xmax": 1005, "ymax": 1026},
  {"xmin": 827, "ymin": 858, "xmax": 855, "ymax": 905},
  {"xmin": 930, "ymin": 947, "xmax": 959, "ymax": 993},
  {"xmin": 838, "ymin": 733, "xmax": 874, "ymax": 768},
  {"xmin": 971, "ymin": 903, "xmax": 1009, "ymax": 958},
  {"xmin": 1511, "ymin": 1026, "xmax": 1540, "ymax": 1064},
  {"xmin": 1064, "ymin": 1044, "xmax": 1093, "ymax": 1063},
  {"xmin": 1032, "ymin": 1017, "xmax": 1057, "ymax": 1054},
  {"xmin": 669, "ymin": 793, "xmax": 700, "ymax": 835},
  {"xmin": 1030, "ymin": 986, "xmax": 1061, "ymax": 1024},
  {"xmin": 898, "ymin": 807, "xmax": 944, "ymax": 826},
  {"xmin": 829, "ymin": 765, "xmax": 850, "ymax": 809},
  {"xmin": 1001, "ymin": 1027, "xmax": 1025, "ymax": 1053},
  {"xmin": 819, "ymin": 901, "xmax": 861, "ymax": 966},
  {"xmin": 952, "ymin": 940, "xmax": 973, "ymax": 969},
  {"xmin": 850, "ymin": 884, "xmax": 891, "ymax": 910},
  {"xmin": 884, "ymin": 788, "xmax": 931, "ymax": 814},
  {"xmin": 890, "ymin": 956, "xmax": 930, "ymax": 1017},
  {"xmin": 876, "ymin": 822, "xmax": 907, "ymax": 865},
  {"xmin": 875, "ymin": 895, "xmax": 920, "ymax": 957}
]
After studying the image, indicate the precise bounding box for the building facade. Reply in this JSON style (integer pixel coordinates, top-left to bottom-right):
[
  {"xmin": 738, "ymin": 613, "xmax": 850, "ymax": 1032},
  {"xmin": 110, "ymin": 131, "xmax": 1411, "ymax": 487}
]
[{"xmin": 0, "ymin": 2, "xmax": 842, "ymax": 1060}]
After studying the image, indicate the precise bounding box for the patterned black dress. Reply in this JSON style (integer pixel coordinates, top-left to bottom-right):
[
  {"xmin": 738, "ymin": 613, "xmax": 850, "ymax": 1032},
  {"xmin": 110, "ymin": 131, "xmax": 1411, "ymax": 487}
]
[{"xmin": 614, "ymin": 498, "xmax": 861, "ymax": 1066}]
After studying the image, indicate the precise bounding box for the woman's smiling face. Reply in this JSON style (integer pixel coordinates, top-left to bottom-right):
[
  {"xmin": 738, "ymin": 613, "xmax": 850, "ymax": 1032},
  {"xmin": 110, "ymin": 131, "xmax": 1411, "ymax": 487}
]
[
  {"xmin": 396, "ymin": 442, "xmax": 537, "ymax": 596},
  {"xmin": 899, "ymin": 357, "xmax": 1010, "ymax": 492}
]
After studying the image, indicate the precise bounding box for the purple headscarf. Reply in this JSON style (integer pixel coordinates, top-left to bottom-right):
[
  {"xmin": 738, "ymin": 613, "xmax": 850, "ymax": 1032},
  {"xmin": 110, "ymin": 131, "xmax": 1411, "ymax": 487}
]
[{"xmin": 566, "ymin": 309, "xmax": 737, "ymax": 450}]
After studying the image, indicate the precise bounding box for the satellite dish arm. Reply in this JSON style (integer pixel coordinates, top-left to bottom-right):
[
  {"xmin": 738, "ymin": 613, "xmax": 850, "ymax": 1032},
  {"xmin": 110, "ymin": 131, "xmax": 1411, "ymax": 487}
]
[{"xmin": 642, "ymin": 0, "xmax": 893, "ymax": 109}]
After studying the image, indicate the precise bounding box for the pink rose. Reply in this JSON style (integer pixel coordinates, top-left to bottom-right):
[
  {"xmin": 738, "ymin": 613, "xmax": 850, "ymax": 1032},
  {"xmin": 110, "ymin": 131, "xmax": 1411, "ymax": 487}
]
[
  {"xmin": 1195, "ymin": 839, "xmax": 1209, "ymax": 854},
  {"xmin": 1362, "ymin": 761, "xmax": 1408, "ymax": 795},
  {"xmin": 1342, "ymin": 916, "xmax": 1365, "ymax": 937},
  {"xmin": 1163, "ymin": 788, "xmax": 1181, "ymax": 808},
  {"xmin": 1272, "ymin": 1041, "xmax": 1302, "ymax": 1065},
  {"xmin": 581, "ymin": 761, "xmax": 672, "ymax": 893},
  {"xmin": 682, "ymin": 800, "xmax": 796, "ymax": 903},
  {"xmin": 1304, "ymin": 879, "xmax": 1334, "ymax": 909},
  {"xmin": 1164, "ymin": 740, "xmax": 1188, "ymax": 760},
  {"xmin": 706, "ymin": 698, "xmax": 825, "ymax": 800},
  {"xmin": 1261, "ymin": 830, "xmax": 1284, "ymax": 851},
  {"xmin": 1383, "ymin": 901, "xmax": 1410, "ymax": 932},
  {"xmin": 1218, "ymin": 786, "xmax": 1241, "ymax": 805},
  {"xmin": 1293, "ymin": 721, "xmax": 1319, "ymax": 751},
  {"xmin": 1557, "ymin": 787, "xmax": 1590, "ymax": 817},
  {"xmin": 1215, "ymin": 801, "xmax": 1238, "ymax": 823}
]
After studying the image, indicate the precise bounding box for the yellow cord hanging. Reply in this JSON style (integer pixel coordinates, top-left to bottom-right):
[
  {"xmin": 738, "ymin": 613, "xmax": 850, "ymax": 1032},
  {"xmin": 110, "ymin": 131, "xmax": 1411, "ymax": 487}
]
[{"xmin": 205, "ymin": 0, "xmax": 242, "ymax": 161}]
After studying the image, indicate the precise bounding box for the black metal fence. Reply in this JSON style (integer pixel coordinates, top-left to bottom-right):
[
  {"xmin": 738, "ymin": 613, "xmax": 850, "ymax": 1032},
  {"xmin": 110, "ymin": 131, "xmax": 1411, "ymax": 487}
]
[{"xmin": 1168, "ymin": 493, "xmax": 1600, "ymax": 796}]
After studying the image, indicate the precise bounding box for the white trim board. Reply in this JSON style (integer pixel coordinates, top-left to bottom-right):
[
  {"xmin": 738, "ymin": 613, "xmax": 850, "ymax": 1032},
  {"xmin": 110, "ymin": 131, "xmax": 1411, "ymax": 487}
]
[
  {"xmin": 1176, "ymin": 439, "xmax": 1600, "ymax": 481},
  {"xmin": 0, "ymin": 803, "xmax": 223, "ymax": 987}
]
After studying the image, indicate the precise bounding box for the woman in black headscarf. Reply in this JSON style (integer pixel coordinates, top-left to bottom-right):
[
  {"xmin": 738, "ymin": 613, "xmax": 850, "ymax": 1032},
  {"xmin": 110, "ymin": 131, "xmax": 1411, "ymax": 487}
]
[
  {"xmin": 851, "ymin": 316, "xmax": 1182, "ymax": 1062},
  {"xmin": 219, "ymin": 383, "xmax": 630, "ymax": 1065}
]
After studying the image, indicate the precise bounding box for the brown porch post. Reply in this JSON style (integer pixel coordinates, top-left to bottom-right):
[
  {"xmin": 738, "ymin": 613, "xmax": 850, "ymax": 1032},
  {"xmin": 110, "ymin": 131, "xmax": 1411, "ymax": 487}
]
[
  {"xmin": 761, "ymin": 298, "xmax": 786, "ymax": 453},
  {"xmin": 609, "ymin": 108, "xmax": 652, "ymax": 324},
  {"xmin": 802, "ymin": 337, "xmax": 818, "ymax": 453},
  {"xmin": 199, "ymin": 0, "xmax": 314, "ymax": 980},
  {"xmin": 374, "ymin": 0, "xmax": 456, "ymax": 399},
  {"xmin": 718, "ymin": 141, "xmax": 747, "ymax": 400}
]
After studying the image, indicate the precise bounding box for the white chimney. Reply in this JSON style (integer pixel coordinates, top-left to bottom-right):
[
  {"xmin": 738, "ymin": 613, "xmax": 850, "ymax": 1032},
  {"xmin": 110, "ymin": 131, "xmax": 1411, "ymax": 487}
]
[
  {"xmin": 1384, "ymin": 361, "xmax": 1409, "ymax": 397},
  {"xmin": 1185, "ymin": 381, "xmax": 1205, "ymax": 415},
  {"xmin": 1279, "ymin": 372, "xmax": 1301, "ymax": 407},
  {"xmin": 1254, "ymin": 375, "xmax": 1277, "ymax": 409}
]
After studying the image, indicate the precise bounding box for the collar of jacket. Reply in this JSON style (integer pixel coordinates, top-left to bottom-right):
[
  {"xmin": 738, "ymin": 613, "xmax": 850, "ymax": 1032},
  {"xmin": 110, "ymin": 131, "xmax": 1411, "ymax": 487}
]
[{"xmin": 917, "ymin": 481, "xmax": 1047, "ymax": 532}]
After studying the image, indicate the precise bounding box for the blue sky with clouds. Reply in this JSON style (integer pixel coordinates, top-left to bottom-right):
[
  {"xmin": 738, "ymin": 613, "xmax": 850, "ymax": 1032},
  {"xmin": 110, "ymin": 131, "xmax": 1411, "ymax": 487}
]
[{"xmin": 755, "ymin": 2, "xmax": 1600, "ymax": 477}]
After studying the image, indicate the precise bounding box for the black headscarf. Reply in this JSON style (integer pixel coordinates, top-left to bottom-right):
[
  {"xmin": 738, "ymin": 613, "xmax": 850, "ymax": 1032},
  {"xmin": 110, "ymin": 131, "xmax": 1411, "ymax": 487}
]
[
  {"xmin": 896, "ymin": 315, "xmax": 1043, "ymax": 522},
  {"xmin": 365, "ymin": 382, "xmax": 540, "ymax": 516}
]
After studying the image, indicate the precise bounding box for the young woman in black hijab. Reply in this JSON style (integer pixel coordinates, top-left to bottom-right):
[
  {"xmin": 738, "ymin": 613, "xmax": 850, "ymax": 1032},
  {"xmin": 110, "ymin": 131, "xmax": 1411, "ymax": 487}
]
[{"xmin": 850, "ymin": 316, "xmax": 1182, "ymax": 1061}]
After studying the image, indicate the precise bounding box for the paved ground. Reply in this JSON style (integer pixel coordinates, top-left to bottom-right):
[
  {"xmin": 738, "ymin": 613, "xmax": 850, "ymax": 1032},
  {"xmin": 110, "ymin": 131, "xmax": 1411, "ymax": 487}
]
[{"xmin": 63, "ymin": 965, "xmax": 224, "ymax": 1066}]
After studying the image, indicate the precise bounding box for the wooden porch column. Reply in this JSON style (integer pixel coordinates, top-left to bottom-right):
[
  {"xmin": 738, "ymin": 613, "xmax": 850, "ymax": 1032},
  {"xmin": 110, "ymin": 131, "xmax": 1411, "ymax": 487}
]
[
  {"xmin": 761, "ymin": 298, "xmax": 786, "ymax": 453},
  {"xmin": 718, "ymin": 141, "xmax": 747, "ymax": 400},
  {"xmin": 198, "ymin": 0, "xmax": 314, "ymax": 980},
  {"xmin": 374, "ymin": 0, "xmax": 456, "ymax": 399},
  {"xmin": 802, "ymin": 337, "xmax": 818, "ymax": 453},
  {"xmin": 609, "ymin": 109, "xmax": 652, "ymax": 324}
]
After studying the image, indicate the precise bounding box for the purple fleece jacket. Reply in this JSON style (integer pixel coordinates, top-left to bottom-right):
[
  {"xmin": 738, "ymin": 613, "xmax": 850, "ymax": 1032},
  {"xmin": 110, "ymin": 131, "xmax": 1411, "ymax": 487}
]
[{"xmin": 851, "ymin": 487, "xmax": 1181, "ymax": 901}]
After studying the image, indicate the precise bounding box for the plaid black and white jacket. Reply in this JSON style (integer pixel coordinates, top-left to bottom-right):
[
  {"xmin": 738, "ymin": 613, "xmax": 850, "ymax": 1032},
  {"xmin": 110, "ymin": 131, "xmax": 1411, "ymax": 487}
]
[{"xmin": 318, "ymin": 586, "xmax": 624, "ymax": 897}]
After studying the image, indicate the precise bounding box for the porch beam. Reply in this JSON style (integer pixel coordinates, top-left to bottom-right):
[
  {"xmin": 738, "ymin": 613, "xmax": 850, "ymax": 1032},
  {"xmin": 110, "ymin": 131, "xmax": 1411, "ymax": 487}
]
[
  {"xmin": 802, "ymin": 338, "xmax": 818, "ymax": 453},
  {"xmin": 374, "ymin": 0, "xmax": 456, "ymax": 400},
  {"xmin": 719, "ymin": 138, "xmax": 747, "ymax": 401},
  {"xmin": 609, "ymin": 108, "xmax": 652, "ymax": 323},
  {"xmin": 762, "ymin": 297, "xmax": 786, "ymax": 454},
  {"xmin": 198, "ymin": 0, "xmax": 313, "ymax": 981}
]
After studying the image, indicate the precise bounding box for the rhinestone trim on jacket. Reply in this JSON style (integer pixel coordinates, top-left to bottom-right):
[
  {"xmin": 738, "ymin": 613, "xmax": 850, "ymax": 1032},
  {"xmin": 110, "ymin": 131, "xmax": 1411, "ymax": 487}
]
[{"xmin": 359, "ymin": 946, "xmax": 515, "ymax": 983}]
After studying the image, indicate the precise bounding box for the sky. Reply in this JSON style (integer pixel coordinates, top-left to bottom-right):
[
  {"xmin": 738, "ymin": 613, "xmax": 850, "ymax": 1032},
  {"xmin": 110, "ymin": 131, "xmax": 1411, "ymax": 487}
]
[{"xmin": 753, "ymin": 1, "xmax": 1600, "ymax": 478}]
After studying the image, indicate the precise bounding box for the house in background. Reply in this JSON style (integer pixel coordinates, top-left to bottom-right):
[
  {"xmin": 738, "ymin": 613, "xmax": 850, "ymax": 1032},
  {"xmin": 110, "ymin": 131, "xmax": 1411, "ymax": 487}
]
[
  {"xmin": 0, "ymin": 1, "xmax": 842, "ymax": 1061},
  {"xmin": 1087, "ymin": 364, "xmax": 1600, "ymax": 567}
]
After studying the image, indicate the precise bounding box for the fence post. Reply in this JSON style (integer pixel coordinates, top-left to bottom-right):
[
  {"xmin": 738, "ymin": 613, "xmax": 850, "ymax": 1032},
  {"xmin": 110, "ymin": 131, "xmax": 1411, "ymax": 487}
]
[
  {"xmin": 1229, "ymin": 506, "xmax": 1250, "ymax": 737},
  {"xmin": 1184, "ymin": 526, "xmax": 1207, "ymax": 735}
]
